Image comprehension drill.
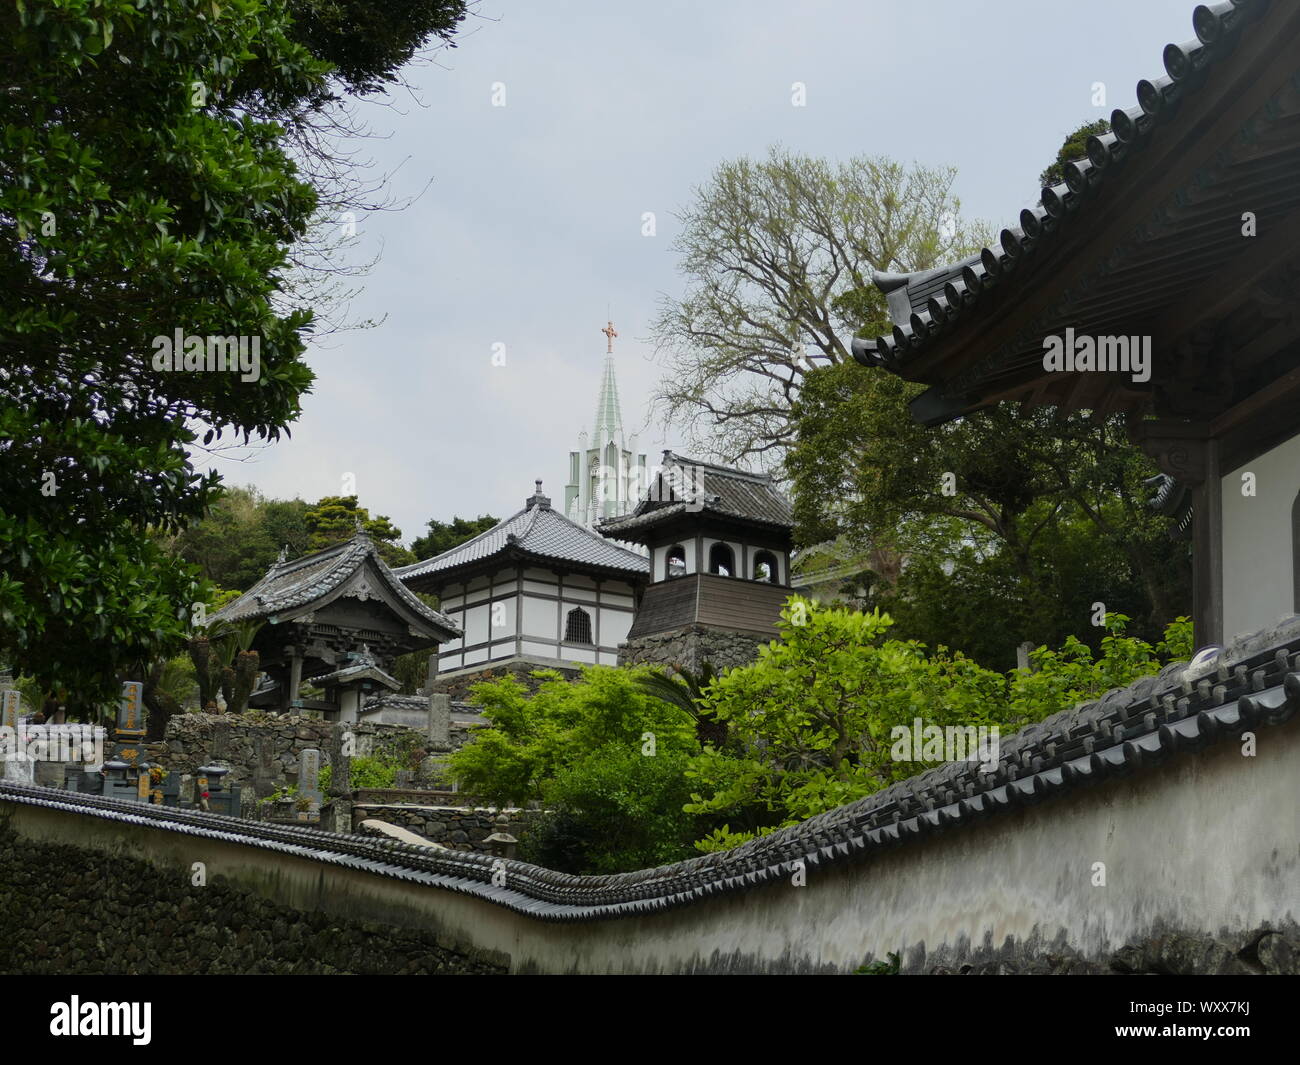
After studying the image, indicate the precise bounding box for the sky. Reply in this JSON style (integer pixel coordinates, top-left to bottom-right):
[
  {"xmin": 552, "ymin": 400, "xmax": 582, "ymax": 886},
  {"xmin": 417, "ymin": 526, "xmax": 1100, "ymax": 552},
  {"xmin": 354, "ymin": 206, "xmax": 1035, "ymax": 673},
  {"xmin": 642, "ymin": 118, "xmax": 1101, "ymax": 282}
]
[{"xmin": 221, "ymin": 0, "xmax": 1200, "ymax": 544}]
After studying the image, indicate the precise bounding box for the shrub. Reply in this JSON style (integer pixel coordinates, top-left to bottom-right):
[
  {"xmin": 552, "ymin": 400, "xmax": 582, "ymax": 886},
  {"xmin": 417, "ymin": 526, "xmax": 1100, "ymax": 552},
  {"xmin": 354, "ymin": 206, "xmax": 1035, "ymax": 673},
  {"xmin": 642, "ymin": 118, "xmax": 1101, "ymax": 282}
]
[{"xmin": 684, "ymin": 599, "xmax": 1191, "ymax": 852}]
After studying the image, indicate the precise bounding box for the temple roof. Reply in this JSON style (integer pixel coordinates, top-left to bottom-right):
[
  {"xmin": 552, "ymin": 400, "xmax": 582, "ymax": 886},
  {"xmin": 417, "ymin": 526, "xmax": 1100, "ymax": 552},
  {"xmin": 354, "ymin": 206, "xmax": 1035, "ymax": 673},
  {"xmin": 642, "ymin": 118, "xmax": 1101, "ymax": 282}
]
[
  {"xmin": 311, "ymin": 649, "xmax": 401, "ymax": 691},
  {"xmin": 851, "ymin": 0, "xmax": 1300, "ymax": 429},
  {"xmin": 210, "ymin": 530, "xmax": 461, "ymax": 641},
  {"xmin": 598, "ymin": 451, "xmax": 794, "ymax": 541},
  {"xmin": 397, "ymin": 481, "xmax": 650, "ymax": 588}
]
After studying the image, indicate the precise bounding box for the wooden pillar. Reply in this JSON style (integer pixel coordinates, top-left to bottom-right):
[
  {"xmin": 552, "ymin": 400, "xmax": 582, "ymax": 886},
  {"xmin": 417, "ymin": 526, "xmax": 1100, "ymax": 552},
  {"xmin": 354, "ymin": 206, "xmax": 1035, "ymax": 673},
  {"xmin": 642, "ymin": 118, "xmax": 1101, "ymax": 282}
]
[
  {"xmin": 1131, "ymin": 419, "xmax": 1222, "ymax": 649},
  {"xmin": 1191, "ymin": 439, "xmax": 1224, "ymax": 648},
  {"xmin": 286, "ymin": 651, "xmax": 303, "ymax": 714}
]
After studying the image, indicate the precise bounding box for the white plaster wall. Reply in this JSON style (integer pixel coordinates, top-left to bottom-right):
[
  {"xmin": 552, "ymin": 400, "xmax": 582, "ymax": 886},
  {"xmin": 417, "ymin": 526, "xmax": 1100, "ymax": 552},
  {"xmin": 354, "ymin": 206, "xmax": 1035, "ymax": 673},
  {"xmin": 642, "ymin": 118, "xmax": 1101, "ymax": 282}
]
[
  {"xmin": 463, "ymin": 603, "xmax": 489, "ymax": 647},
  {"xmin": 1222, "ymin": 435, "xmax": 1300, "ymax": 640},
  {"xmin": 488, "ymin": 594, "xmax": 517, "ymax": 638},
  {"xmin": 599, "ymin": 608, "xmax": 632, "ymax": 645},
  {"xmin": 603, "ymin": 580, "xmax": 636, "ymax": 606},
  {"xmin": 11, "ymin": 713, "xmax": 1296, "ymax": 973},
  {"xmin": 520, "ymin": 596, "xmax": 555, "ymax": 640}
]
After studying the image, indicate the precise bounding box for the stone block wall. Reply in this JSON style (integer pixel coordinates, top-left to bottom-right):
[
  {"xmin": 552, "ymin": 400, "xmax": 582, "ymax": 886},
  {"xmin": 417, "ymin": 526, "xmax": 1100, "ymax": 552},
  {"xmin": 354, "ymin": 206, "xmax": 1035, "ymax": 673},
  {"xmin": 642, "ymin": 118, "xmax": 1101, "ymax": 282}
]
[
  {"xmin": 148, "ymin": 713, "xmax": 435, "ymax": 804},
  {"xmin": 0, "ymin": 822, "xmax": 504, "ymax": 974},
  {"xmin": 618, "ymin": 624, "xmax": 768, "ymax": 673},
  {"xmin": 353, "ymin": 803, "xmax": 542, "ymax": 852}
]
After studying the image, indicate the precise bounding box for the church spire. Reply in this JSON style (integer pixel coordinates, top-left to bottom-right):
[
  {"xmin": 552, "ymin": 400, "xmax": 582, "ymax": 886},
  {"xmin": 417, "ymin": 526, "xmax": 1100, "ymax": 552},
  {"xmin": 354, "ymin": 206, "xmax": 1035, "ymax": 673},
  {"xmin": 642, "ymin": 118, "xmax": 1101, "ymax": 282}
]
[
  {"xmin": 564, "ymin": 318, "xmax": 647, "ymax": 532},
  {"xmin": 593, "ymin": 321, "xmax": 623, "ymax": 440}
]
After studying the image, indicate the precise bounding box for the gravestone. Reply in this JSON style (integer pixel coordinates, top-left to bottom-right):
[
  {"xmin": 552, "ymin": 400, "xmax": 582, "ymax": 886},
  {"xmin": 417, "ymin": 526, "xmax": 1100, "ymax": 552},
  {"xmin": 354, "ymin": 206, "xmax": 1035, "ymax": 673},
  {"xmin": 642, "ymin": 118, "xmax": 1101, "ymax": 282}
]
[
  {"xmin": 0, "ymin": 688, "xmax": 20, "ymax": 731},
  {"xmin": 111, "ymin": 681, "xmax": 146, "ymax": 768},
  {"xmin": 298, "ymin": 748, "xmax": 322, "ymax": 820},
  {"xmin": 251, "ymin": 733, "xmax": 277, "ymax": 798},
  {"xmin": 0, "ymin": 689, "xmax": 25, "ymax": 782},
  {"xmin": 427, "ymin": 693, "xmax": 451, "ymax": 752}
]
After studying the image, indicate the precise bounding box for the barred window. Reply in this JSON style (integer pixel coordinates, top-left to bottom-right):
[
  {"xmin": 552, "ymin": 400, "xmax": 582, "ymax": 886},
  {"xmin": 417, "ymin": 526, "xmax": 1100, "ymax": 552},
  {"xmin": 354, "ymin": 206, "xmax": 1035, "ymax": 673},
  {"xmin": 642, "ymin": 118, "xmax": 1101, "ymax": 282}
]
[{"xmin": 564, "ymin": 607, "xmax": 593, "ymax": 645}]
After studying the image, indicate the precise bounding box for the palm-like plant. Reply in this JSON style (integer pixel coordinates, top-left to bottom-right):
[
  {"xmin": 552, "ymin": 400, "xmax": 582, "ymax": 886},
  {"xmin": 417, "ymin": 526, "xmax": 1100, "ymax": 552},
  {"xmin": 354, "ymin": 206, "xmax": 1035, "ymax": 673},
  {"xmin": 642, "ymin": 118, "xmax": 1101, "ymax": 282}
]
[
  {"xmin": 188, "ymin": 620, "xmax": 263, "ymax": 713},
  {"xmin": 636, "ymin": 662, "xmax": 728, "ymax": 748}
]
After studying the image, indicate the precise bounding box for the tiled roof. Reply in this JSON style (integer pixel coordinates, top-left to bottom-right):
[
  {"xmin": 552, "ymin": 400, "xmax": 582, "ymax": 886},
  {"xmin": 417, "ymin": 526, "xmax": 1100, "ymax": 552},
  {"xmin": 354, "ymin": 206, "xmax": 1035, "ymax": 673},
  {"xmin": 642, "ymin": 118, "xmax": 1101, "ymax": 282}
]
[
  {"xmin": 361, "ymin": 693, "xmax": 485, "ymax": 722},
  {"xmin": 850, "ymin": 0, "xmax": 1285, "ymax": 422},
  {"xmin": 598, "ymin": 451, "xmax": 793, "ymax": 537},
  {"xmin": 396, "ymin": 482, "xmax": 649, "ymax": 584},
  {"xmin": 311, "ymin": 651, "xmax": 401, "ymax": 691},
  {"xmin": 210, "ymin": 531, "xmax": 460, "ymax": 639}
]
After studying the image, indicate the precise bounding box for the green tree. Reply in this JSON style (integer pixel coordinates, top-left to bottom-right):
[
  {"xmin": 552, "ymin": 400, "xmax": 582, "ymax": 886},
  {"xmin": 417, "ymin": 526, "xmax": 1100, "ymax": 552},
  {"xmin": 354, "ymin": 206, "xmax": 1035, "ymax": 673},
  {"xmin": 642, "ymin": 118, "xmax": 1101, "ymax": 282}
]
[
  {"xmin": 685, "ymin": 598, "xmax": 1005, "ymax": 851},
  {"xmin": 687, "ymin": 599, "xmax": 1192, "ymax": 853},
  {"xmin": 650, "ymin": 146, "xmax": 989, "ymax": 461},
  {"xmin": 451, "ymin": 667, "xmax": 697, "ymax": 805},
  {"xmin": 0, "ymin": 0, "xmax": 472, "ymax": 709},
  {"xmin": 1039, "ymin": 119, "xmax": 1111, "ymax": 189},
  {"xmin": 166, "ymin": 486, "xmax": 311, "ymax": 591},
  {"xmin": 788, "ymin": 362, "xmax": 1190, "ymax": 664},
  {"xmin": 449, "ymin": 666, "xmax": 702, "ymax": 871},
  {"xmin": 0, "ymin": 0, "xmax": 328, "ymax": 708},
  {"xmin": 635, "ymin": 663, "xmax": 728, "ymax": 748},
  {"xmin": 409, "ymin": 514, "xmax": 499, "ymax": 561},
  {"xmin": 520, "ymin": 747, "xmax": 702, "ymax": 875},
  {"xmin": 304, "ymin": 495, "xmax": 414, "ymax": 566},
  {"xmin": 284, "ymin": 0, "xmax": 467, "ymax": 96}
]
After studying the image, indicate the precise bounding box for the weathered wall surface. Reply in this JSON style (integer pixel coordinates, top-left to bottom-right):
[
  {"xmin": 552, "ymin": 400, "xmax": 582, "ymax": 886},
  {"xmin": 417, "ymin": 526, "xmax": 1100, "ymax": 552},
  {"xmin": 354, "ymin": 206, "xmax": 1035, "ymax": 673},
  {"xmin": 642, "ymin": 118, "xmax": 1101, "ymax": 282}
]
[
  {"xmin": 618, "ymin": 624, "xmax": 767, "ymax": 673},
  {"xmin": 3, "ymin": 711, "xmax": 1296, "ymax": 973},
  {"xmin": 150, "ymin": 713, "xmax": 428, "ymax": 803},
  {"xmin": 352, "ymin": 803, "xmax": 540, "ymax": 851},
  {"xmin": 0, "ymin": 818, "xmax": 504, "ymax": 975}
]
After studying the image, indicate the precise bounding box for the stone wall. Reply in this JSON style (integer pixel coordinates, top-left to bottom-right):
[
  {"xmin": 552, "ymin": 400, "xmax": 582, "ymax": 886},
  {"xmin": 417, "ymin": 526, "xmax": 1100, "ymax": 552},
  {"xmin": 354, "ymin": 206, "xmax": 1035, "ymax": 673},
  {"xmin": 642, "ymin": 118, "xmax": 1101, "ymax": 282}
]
[
  {"xmin": 149, "ymin": 712, "xmax": 435, "ymax": 805},
  {"xmin": 353, "ymin": 803, "xmax": 542, "ymax": 852},
  {"xmin": 618, "ymin": 624, "xmax": 768, "ymax": 673},
  {"xmin": 0, "ymin": 820, "xmax": 504, "ymax": 974}
]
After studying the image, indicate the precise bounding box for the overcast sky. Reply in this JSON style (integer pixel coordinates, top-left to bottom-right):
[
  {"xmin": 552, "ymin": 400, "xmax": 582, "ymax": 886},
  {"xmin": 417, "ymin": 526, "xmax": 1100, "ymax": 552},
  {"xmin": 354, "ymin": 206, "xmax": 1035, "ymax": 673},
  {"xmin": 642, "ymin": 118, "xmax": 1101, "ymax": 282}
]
[{"xmin": 220, "ymin": 0, "xmax": 1198, "ymax": 544}]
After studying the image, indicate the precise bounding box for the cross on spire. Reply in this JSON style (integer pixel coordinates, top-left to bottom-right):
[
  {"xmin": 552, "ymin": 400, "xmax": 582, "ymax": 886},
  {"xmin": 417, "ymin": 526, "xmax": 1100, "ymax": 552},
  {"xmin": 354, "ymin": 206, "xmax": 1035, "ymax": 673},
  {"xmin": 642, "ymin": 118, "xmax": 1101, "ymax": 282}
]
[{"xmin": 601, "ymin": 320, "xmax": 618, "ymax": 354}]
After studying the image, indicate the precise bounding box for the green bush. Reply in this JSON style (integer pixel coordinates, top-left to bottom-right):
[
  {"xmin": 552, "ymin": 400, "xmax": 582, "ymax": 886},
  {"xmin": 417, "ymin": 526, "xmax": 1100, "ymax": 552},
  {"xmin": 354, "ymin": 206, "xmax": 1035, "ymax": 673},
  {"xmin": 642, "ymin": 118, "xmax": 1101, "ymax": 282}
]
[
  {"xmin": 450, "ymin": 665, "xmax": 700, "ymax": 873},
  {"xmin": 685, "ymin": 598, "xmax": 1192, "ymax": 852},
  {"xmin": 345, "ymin": 756, "xmax": 397, "ymax": 790},
  {"xmin": 449, "ymin": 666, "xmax": 697, "ymax": 807},
  {"xmin": 521, "ymin": 746, "xmax": 703, "ymax": 875},
  {"xmin": 447, "ymin": 603, "xmax": 1194, "ymax": 868}
]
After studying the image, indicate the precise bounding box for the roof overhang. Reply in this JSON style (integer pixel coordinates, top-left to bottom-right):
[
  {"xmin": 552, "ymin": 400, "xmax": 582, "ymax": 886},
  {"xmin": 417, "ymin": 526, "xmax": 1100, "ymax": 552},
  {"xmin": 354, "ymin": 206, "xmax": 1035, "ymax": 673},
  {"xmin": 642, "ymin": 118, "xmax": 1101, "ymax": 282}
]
[{"xmin": 854, "ymin": 1, "xmax": 1300, "ymax": 437}]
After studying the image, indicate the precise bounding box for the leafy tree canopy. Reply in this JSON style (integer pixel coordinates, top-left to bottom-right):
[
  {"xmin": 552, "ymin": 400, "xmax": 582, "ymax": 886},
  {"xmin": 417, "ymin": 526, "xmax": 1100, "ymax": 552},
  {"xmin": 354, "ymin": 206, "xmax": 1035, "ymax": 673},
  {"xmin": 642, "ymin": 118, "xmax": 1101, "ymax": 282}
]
[
  {"xmin": 650, "ymin": 145, "xmax": 989, "ymax": 461},
  {"xmin": 686, "ymin": 599, "xmax": 1193, "ymax": 852},
  {"xmin": 0, "ymin": 0, "xmax": 470, "ymax": 707},
  {"xmin": 304, "ymin": 495, "xmax": 414, "ymax": 566},
  {"xmin": 788, "ymin": 361, "xmax": 1190, "ymax": 664},
  {"xmin": 410, "ymin": 513, "xmax": 499, "ymax": 561},
  {"xmin": 1039, "ymin": 118, "xmax": 1111, "ymax": 189}
]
